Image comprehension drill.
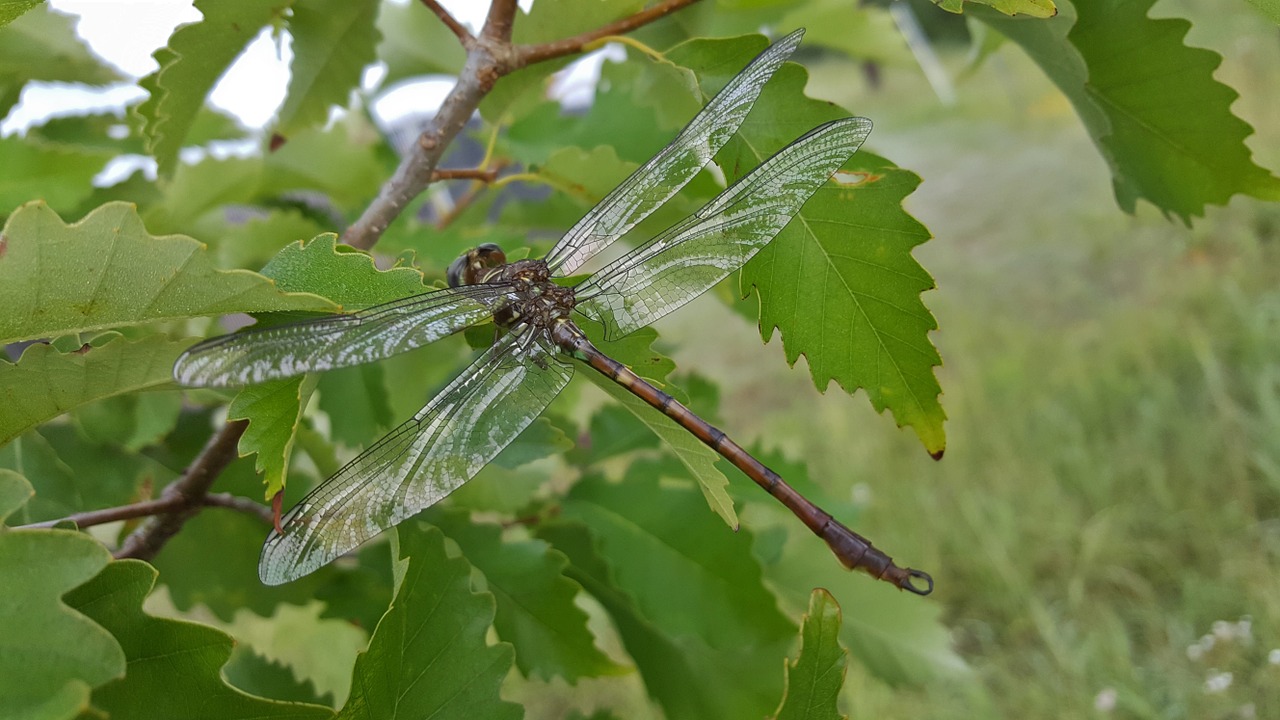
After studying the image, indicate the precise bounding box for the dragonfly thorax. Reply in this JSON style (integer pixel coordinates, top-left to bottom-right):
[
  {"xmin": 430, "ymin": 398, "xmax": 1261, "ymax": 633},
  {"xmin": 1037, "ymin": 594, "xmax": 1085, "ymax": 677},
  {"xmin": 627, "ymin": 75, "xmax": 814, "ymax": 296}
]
[{"xmin": 455, "ymin": 252, "xmax": 576, "ymax": 332}]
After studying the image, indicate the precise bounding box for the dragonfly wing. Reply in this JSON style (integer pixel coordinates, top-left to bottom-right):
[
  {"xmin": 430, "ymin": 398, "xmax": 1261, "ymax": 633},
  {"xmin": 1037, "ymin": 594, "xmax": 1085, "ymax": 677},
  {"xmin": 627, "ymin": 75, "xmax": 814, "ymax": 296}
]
[
  {"xmin": 173, "ymin": 284, "xmax": 516, "ymax": 387},
  {"xmin": 575, "ymin": 118, "xmax": 872, "ymax": 339},
  {"xmin": 542, "ymin": 29, "xmax": 804, "ymax": 277},
  {"xmin": 258, "ymin": 327, "xmax": 573, "ymax": 585}
]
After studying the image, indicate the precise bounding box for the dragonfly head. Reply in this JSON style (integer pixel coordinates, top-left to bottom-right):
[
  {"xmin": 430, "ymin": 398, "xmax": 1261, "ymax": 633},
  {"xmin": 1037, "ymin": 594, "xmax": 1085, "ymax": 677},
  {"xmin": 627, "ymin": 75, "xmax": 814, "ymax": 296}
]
[{"xmin": 448, "ymin": 243, "xmax": 508, "ymax": 287}]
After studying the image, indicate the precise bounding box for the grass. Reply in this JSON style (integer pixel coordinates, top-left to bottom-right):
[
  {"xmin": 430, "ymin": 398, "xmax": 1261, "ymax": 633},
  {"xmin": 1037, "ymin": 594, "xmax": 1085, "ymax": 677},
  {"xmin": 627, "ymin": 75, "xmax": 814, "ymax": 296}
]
[{"xmin": 654, "ymin": 5, "xmax": 1280, "ymax": 718}]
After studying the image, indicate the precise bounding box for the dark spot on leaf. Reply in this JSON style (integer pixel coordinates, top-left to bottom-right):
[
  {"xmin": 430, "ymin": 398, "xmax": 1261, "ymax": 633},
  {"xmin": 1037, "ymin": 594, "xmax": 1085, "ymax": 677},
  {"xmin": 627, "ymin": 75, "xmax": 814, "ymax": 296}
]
[
  {"xmin": 930, "ymin": 448, "xmax": 944, "ymax": 461},
  {"xmin": 0, "ymin": 234, "xmax": 6, "ymax": 258},
  {"xmin": 74, "ymin": 343, "xmax": 92, "ymax": 355},
  {"xmin": 269, "ymin": 133, "xmax": 287, "ymax": 152}
]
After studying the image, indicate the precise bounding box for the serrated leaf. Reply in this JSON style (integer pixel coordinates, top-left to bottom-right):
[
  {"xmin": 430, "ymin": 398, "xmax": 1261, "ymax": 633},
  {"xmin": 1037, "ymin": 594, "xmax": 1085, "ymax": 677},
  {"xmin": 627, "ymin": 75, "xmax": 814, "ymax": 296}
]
[
  {"xmin": 63, "ymin": 560, "xmax": 333, "ymax": 719},
  {"xmin": 0, "ymin": 4, "xmax": 120, "ymax": 117},
  {"xmin": 580, "ymin": 325, "xmax": 738, "ymax": 528},
  {"xmin": 275, "ymin": 0, "xmax": 380, "ymax": 139},
  {"xmin": 0, "ymin": 333, "xmax": 189, "ymax": 444},
  {"xmin": 375, "ymin": 0, "xmax": 465, "ymax": 85},
  {"xmin": 430, "ymin": 509, "xmax": 621, "ymax": 682},
  {"xmin": 221, "ymin": 601, "xmax": 367, "ymax": 707},
  {"xmin": 562, "ymin": 467, "xmax": 792, "ymax": 650},
  {"xmin": 772, "ymin": 589, "xmax": 847, "ymax": 720},
  {"xmin": 664, "ymin": 35, "xmax": 946, "ymax": 455},
  {"xmin": 0, "ymin": 202, "xmax": 335, "ymax": 344},
  {"xmin": 539, "ymin": 519, "xmax": 790, "ymax": 720},
  {"xmin": 229, "ymin": 375, "xmax": 317, "ymax": 499},
  {"xmin": 337, "ymin": 523, "xmax": 521, "ymax": 720},
  {"xmin": 260, "ymin": 234, "xmax": 428, "ymax": 306},
  {"xmin": 979, "ymin": 0, "xmax": 1280, "ymax": 222},
  {"xmin": 0, "ymin": 134, "xmax": 111, "ymax": 213},
  {"xmin": 136, "ymin": 0, "xmax": 289, "ymax": 174},
  {"xmin": 223, "ymin": 647, "xmax": 335, "ymax": 707},
  {"xmin": 935, "ymin": 0, "xmax": 1057, "ymax": 17},
  {"xmin": 0, "ymin": 470, "xmax": 125, "ymax": 719}
]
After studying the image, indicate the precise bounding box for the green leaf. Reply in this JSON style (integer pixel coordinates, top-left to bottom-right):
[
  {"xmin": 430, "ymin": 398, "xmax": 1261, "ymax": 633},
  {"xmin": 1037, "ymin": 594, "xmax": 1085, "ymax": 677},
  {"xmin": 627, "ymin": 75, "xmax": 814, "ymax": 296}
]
[
  {"xmin": 667, "ymin": 35, "xmax": 946, "ymax": 455},
  {"xmin": 141, "ymin": 156, "xmax": 265, "ymax": 235},
  {"xmin": 337, "ymin": 523, "xmax": 521, "ymax": 720},
  {"xmin": 1244, "ymin": 0, "xmax": 1280, "ymax": 23},
  {"xmin": 780, "ymin": 0, "xmax": 913, "ymax": 66},
  {"xmin": 0, "ymin": 470, "xmax": 125, "ymax": 719},
  {"xmin": 562, "ymin": 467, "xmax": 793, "ymax": 650},
  {"xmin": 0, "ymin": 0, "xmax": 41, "ymax": 28},
  {"xmin": 74, "ymin": 389, "xmax": 184, "ymax": 451},
  {"xmin": 0, "ymin": 4, "xmax": 120, "ymax": 117},
  {"xmin": 228, "ymin": 375, "xmax": 317, "ymax": 499},
  {"xmin": 934, "ymin": 0, "xmax": 1057, "ymax": 17},
  {"xmin": 539, "ymin": 519, "xmax": 790, "ymax": 720},
  {"xmin": 772, "ymin": 589, "xmax": 847, "ymax": 720},
  {"xmin": 214, "ymin": 208, "xmax": 329, "ymax": 271},
  {"xmin": 375, "ymin": 0, "xmax": 465, "ymax": 85},
  {"xmin": 429, "ymin": 509, "xmax": 621, "ymax": 682},
  {"xmin": 136, "ymin": 0, "xmax": 289, "ymax": 174},
  {"xmin": 316, "ymin": 363, "xmax": 393, "ymax": 447},
  {"xmin": 220, "ymin": 601, "xmax": 368, "ymax": 707},
  {"xmin": 260, "ymin": 234, "xmax": 428, "ymax": 306},
  {"xmin": 0, "ymin": 202, "xmax": 334, "ymax": 344},
  {"xmin": 0, "ymin": 134, "xmax": 111, "ymax": 214},
  {"xmin": 1, "ymin": 426, "xmax": 174, "ymax": 526},
  {"xmin": 580, "ymin": 325, "xmax": 738, "ymax": 528},
  {"xmin": 63, "ymin": 560, "xmax": 334, "ymax": 719},
  {"xmin": 261, "ymin": 112, "xmax": 389, "ymax": 212},
  {"xmin": 223, "ymin": 647, "xmax": 334, "ymax": 707},
  {"xmin": 978, "ymin": 0, "xmax": 1280, "ymax": 222},
  {"xmin": 0, "ymin": 333, "xmax": 189, "ymax": 444},
  {"xmin": 565, "ymin": 402, "xmax": 659, "ymax": 466},
  {"xmin": 275, "ymin": 0, "xmax": 380, "ymax": 139}
]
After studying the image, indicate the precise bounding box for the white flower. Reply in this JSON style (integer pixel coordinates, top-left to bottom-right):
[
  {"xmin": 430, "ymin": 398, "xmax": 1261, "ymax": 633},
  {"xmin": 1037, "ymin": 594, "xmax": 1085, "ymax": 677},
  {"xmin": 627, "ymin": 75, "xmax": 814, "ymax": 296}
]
[
  {"xmin": 1093, "ymin": 687, "xmax": 1117, "ymax": 712},
  {"xmin": 1203, "ymin": 671, "xmax": 1233, "ymax": 694}
]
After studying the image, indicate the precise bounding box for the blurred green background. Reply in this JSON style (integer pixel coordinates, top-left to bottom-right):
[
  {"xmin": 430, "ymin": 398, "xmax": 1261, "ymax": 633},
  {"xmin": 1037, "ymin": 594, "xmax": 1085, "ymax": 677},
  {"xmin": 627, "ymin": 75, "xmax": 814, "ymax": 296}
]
[{"xmin": 648, "ymin": 3, "xmax": 1280, "ymax": 717}]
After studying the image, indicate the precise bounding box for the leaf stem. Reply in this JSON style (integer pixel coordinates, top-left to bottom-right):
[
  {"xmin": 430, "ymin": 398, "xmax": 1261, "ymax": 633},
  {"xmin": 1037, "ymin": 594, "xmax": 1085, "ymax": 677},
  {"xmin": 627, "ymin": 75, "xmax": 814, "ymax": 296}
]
[{"xmin": 420, "ymin": 0, "xmax": 474, "ymax": 46}]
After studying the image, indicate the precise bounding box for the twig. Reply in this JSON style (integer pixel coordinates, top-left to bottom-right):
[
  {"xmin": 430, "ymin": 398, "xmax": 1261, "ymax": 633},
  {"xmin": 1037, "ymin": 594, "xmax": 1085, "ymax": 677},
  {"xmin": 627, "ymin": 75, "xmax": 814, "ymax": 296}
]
[
  {"xmin": 18, "ymin": 491, "xmax": 272, "ymax": 531},
  {"xmin": 482, "ymin": 0, "xmax": 519, "ymax": 43},
  {"xmin": 514, "ymin": 0, "xmax": 702, "ymax": 66},
  {"xmin": 340, "ymin": 0, "xmax": 704, "ymax": 251},
  {"xmin": 421, "ymin": 0, "xmax": 474, "ymax": 46},
  {"xmin": 200, "ymin": 492, "xmax": 274, "ymax": 525},
  {"xmin": 433, "ymin": 167, "xmax": 500, "ymax": 182},
  {"xmin": 114, "ymin": 420, "xmax": 248, "ymax": 561}
]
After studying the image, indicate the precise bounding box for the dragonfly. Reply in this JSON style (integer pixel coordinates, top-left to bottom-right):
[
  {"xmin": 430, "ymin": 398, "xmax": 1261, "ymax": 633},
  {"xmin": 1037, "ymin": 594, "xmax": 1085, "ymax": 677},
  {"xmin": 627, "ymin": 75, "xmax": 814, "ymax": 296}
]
[{"xmin": 174, "ymin": 29, "xmax": 933, "ymax": 595}]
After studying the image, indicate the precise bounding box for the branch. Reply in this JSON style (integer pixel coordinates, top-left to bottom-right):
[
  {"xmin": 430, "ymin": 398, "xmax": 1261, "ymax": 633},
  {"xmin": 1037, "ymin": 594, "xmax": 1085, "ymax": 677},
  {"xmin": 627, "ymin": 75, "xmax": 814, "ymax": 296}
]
[
  {"xmin": 515, "ymin": 0, "xmax": 702, "ymax": 66},
  {"xmin": 481, "ymin": 0, "xmax": 519, "ymax": 43},
  {"xmin": 114, "ymin": 419, "xmax": 249, "ymax": 561},
  {"xmin": 433, "ymin": 167, "xmax": 500, "ymax": 182},
  {"xmin": 341, "ymin": 0, "xmax": 704, "ymax": 251},
  {"xmin": 420, "ymin": 0, "xmax": 474, "ymax": 46},
  {"xmin": 18, "ymin": 491, "xmax": 272, "ymax": 531}
]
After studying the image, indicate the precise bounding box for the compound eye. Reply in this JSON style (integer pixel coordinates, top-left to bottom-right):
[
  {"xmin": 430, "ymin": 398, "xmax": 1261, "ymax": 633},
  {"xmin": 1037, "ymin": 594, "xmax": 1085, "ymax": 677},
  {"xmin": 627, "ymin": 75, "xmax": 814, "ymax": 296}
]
[
  {"xmin": 475, "ymin": 244, "xmax": 507, "ymax": 267},
  {"xmin": 446, "ymin": 254, "xmax": 468, "ymax": 287}
]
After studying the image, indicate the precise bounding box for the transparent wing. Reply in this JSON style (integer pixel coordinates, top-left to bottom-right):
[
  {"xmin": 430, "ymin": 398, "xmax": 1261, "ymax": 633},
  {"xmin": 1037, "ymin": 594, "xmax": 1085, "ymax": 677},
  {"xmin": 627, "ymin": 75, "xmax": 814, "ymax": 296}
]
[
  {"xmin": 542, "ymin": 29, "xmax": 804, "ymax": 277},
  {"xmin": 574, "ymin": 118, "xmax": 872, "ymax": 339},
  {"xmin": 259, "ymin": 327, "xmax": 573, "ymax": 585},
  {"xmin": 173, "ymin": 284, "xmax": 516, "ymax": 387}
]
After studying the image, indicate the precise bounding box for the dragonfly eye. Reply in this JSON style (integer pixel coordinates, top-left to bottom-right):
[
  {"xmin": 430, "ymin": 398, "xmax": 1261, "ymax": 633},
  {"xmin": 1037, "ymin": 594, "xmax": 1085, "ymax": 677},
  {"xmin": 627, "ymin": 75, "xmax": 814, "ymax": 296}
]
[{"xmin": 448, "ymin": 244, "xmax": 509, "ymax": 287}]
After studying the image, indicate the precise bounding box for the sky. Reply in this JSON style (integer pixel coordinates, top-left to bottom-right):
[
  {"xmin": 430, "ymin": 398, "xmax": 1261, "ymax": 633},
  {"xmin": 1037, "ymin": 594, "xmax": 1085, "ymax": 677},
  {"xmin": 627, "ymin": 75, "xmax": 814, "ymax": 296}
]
[{"xmin": 7, "ymin": 0, "xmax": 593, "ymax": 136}]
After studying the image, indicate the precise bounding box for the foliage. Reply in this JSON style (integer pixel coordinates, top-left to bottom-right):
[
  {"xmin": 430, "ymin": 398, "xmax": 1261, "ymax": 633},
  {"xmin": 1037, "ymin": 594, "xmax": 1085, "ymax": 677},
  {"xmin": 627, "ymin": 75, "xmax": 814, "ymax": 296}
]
[{"xmin": 0, "ymin": 1, "xmax": 1276, "ymax": 719}]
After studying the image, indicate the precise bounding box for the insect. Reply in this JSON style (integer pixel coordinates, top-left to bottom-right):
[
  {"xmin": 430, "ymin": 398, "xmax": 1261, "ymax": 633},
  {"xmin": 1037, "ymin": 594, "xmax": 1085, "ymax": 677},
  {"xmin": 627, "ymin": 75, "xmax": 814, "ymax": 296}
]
[{"xmin": 174, "ymin": 29, "xmax": 933, "ymax": 595}]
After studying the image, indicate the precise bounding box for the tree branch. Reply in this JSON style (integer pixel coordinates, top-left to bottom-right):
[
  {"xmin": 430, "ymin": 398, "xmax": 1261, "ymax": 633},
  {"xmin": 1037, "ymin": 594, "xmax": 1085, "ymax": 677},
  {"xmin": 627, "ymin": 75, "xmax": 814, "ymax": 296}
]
[
  {"xmin": 481, "ymin": 0, "xmax": 519, "ymax": 43},
  {"xmin": 18, "ymin": 490, "xmax": 271, "ymax": 531},
  {"xmin": 514, "ymin": 0, "xmax": 702, "ymax": 66},
  {"xmin": 420, "ymin": 0, "xmax": 474, "ymax": 46},
  {"xmin": 433, "ymin": 167, "xmax": 500, "ymax": 182},
  {"xmin": 114, "ymin": 420, "xmax": 248, "ymax": 561},
  {"xmin": 341, "ymin": 0, "xmax": 703, "ymax": 251}
]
